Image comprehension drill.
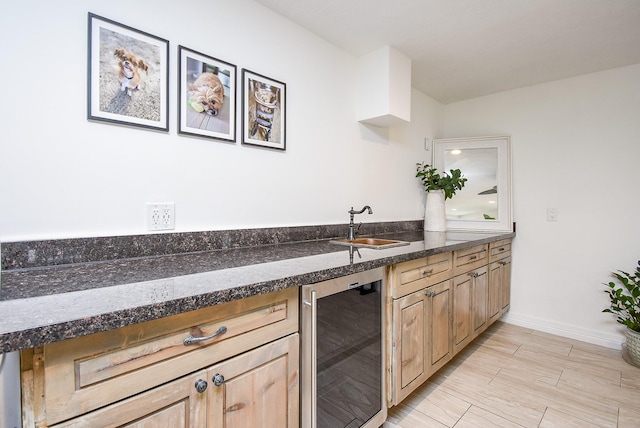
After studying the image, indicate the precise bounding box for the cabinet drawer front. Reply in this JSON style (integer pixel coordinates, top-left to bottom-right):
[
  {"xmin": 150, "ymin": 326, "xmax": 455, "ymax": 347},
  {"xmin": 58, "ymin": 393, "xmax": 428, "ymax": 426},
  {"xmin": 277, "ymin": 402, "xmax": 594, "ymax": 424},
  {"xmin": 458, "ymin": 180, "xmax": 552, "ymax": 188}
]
[
  {"xmin": 51, "ymin": 369, "xmax": 208, "ymax": 428},
  {"xmin": 392, "ymin": 252, "xmax": 452, "ymax": 298},
  {"xmin": 42, "ymin": 288, "xmax": 298, "ymax": 425},
  {"xmin": 489, "ymin": 239, "xmax": 511, "ymax": 262},
  {"xmin": 454, "ymin": 244, "xmax": 488, "ymax": 274}
]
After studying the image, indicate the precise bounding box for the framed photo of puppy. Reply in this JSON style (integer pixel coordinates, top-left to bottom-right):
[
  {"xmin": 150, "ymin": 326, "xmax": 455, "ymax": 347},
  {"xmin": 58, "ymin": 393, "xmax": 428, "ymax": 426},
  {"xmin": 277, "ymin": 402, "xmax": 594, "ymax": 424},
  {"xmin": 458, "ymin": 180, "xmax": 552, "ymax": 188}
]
[
  {"xmin": 87, "ymin": 13, "xmax": 169, "ymax": 131},
  {"xmin": 241, "ymin": 69, "xmax": 286, "ymax": 151},
  {"xmin": 178, "ymin": 46, "xmax": 237, "ymax": 142}
]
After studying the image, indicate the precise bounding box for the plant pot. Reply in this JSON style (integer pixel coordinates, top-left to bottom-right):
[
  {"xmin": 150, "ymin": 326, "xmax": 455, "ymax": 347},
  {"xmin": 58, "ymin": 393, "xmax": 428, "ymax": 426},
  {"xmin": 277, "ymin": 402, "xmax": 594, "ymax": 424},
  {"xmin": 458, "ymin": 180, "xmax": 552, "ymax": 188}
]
[
  {"xmin": 424, "ymin": 190, "xmax": 446, "ymax": 232},
  {"xmin": 626, "ymin": 328, "xmax": 640, "ymax": 366}
]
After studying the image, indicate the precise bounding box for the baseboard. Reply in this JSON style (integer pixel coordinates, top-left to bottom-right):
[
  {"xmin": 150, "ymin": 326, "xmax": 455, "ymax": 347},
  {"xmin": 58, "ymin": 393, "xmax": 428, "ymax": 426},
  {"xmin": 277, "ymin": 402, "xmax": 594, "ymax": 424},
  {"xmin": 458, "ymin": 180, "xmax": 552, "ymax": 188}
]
[{"xmin": 501, "ymin": 312, "xmax": 624, "ymax": 350}]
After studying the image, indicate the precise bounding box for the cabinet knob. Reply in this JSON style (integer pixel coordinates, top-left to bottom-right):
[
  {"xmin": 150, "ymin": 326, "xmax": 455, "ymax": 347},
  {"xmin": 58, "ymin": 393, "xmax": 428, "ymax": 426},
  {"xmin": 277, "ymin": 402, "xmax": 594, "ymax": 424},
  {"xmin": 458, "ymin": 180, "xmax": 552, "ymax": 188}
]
[
  {"xmin": 212, "ymin": 373, "xmax": 225, "ymax": 387},
  {"xmin": 194, "ymin": 379, "xmax": 208, "ymax": 393},
  {"xmin": 425, "ymin": 290, "xmax": 436, "ymax": 297}
]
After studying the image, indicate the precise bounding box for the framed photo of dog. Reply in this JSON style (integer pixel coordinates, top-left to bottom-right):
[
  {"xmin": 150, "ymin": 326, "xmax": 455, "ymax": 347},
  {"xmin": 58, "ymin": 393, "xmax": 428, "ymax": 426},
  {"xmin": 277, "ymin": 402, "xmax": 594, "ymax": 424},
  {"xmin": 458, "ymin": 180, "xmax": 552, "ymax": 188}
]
[
  {"xmin": 178, "ymin": 46, "xmax": 237, "ymax": 142},
  {"xmin": 87, "ymin": 13, "xmax": 169, "ymax": 131},
  {"xmin": 242, "ymin": 69, "xmax": 286, "ymax": 150}
]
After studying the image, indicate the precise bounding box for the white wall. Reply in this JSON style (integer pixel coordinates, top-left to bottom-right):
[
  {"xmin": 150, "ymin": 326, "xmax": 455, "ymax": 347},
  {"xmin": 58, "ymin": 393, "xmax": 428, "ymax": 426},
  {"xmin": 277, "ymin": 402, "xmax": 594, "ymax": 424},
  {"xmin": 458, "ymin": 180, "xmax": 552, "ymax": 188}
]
[
  {"xmin": 3, "ymin": 0, "xmax": 637, "ymax": 351},
  {"xmin": 0, "ymin": 0, "xmax": 442, "ymax": 241},
  {"xmin": 444, "ymin": 64, "xmax": 640, "ymax": 348}
]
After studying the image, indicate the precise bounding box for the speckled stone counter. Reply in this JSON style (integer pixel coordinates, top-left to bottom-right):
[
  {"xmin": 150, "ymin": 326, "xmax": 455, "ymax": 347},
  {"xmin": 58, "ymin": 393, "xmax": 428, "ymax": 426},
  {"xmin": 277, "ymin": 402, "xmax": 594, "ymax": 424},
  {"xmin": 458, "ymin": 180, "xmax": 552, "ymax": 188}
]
[{"xmin": 0, "ymin": 222, "xmax": 514, "ymax": 353}]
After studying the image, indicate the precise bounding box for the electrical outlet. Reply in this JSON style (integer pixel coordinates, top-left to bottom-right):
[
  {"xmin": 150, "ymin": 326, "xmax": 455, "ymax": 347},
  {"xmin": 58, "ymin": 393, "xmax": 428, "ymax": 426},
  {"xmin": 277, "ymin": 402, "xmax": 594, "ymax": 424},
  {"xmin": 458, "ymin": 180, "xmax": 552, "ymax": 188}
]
[
  {"xmin": 547, "ymin": 207, "xmax": 558, "ymax": 222},
  {"xmin": 147, "ymin": 203, "xmax": 175, "ymax": 230},
  {"xmin": 148, "ymin": 279, "xmax": 174, "ymax": 303}
]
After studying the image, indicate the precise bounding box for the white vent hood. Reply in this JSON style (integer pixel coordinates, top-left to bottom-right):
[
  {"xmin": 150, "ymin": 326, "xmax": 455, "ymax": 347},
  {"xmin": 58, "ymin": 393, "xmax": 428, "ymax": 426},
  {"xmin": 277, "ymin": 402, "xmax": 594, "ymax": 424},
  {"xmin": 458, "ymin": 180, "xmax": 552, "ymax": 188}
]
[{"xmin": 357, "ymin": 46, "xmax": 411, "ymax": 127}]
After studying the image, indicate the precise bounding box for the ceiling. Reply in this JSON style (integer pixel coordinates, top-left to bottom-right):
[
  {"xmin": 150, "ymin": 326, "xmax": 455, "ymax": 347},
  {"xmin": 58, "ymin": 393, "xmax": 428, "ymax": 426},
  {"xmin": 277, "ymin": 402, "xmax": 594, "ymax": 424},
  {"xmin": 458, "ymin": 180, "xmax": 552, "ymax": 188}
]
[{"xmin": 253, "ymin": 0, "xmax": 640, "ymax": 104}]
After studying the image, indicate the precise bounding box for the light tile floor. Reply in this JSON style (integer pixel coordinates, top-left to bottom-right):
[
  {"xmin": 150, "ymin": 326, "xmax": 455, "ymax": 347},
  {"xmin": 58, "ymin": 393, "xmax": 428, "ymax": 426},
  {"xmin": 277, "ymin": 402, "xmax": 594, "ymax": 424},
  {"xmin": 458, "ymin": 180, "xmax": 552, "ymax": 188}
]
[{"xmin": 384, "ymin": 322, "xmax": 640, "ymax": 427}]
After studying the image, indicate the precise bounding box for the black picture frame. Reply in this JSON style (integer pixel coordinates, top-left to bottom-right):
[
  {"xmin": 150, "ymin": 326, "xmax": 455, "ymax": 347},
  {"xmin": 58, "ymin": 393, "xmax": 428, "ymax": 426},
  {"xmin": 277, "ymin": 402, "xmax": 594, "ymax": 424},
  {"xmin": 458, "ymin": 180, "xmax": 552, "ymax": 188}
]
[
  {"xmin": 87, "ymin": 13, "xmax": 169, "ymax": 131},
  {"xmin": 178, "ymin": 46, "xmax": 237, "ymax": 142},
  {"xmin": 241, "ymin": 69, "xmax": 286, "ymax": 150}
]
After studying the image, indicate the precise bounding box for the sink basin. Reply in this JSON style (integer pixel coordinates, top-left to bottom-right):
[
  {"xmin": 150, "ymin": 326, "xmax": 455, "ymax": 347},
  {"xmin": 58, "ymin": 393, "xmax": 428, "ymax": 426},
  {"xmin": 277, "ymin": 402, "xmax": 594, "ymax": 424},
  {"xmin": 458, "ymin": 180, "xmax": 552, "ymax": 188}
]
[{"xmin": 330, "ymin": 237, "xmax": 410, "ymax": 249}]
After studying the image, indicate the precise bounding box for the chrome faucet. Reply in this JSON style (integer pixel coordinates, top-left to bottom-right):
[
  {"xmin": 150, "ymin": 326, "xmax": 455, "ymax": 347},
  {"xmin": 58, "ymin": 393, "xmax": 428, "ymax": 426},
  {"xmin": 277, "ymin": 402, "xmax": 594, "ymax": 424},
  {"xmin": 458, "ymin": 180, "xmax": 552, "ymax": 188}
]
[{"xmin": 347, "ymin": 205, "xmax": 373, "ymax": 240}]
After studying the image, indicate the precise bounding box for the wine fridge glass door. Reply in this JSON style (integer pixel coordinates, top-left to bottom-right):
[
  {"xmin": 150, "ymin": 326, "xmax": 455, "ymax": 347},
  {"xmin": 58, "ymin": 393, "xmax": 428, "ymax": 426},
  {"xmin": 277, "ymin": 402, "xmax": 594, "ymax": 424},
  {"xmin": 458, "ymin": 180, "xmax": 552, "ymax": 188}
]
[{"xmin": 302, "ymin": 268, "xmax": 386, "ymax": 428}]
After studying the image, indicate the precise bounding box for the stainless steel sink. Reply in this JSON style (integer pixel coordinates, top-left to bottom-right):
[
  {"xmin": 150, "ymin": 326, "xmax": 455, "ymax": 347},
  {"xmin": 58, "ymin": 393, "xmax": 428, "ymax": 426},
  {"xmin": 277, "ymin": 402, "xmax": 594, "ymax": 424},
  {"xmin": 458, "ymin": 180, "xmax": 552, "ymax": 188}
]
[{"xmin": 330, "ymin": 237, "xmax": 410, "ymax": 249}]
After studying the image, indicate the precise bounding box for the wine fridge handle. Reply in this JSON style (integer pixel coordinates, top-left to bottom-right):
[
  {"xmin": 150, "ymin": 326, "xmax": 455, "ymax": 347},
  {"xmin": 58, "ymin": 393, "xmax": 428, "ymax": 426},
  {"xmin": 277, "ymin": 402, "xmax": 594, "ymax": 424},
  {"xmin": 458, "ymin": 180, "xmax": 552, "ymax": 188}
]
[{"xmin": 310, "ymin": 290, "xmax": 318, "ymax": 428}]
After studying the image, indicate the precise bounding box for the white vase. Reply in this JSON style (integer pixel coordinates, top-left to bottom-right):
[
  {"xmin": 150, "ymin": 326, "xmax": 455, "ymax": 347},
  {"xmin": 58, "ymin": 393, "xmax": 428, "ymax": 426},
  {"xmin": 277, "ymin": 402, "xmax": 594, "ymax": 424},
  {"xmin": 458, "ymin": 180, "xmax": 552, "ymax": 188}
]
[
  {"xmin": 626, "ymin": 328, "xmax": 640, "ymax": 366},
  {"xmin": 424, "ymin": 190, "xmax": 446, "ymax": 232}
]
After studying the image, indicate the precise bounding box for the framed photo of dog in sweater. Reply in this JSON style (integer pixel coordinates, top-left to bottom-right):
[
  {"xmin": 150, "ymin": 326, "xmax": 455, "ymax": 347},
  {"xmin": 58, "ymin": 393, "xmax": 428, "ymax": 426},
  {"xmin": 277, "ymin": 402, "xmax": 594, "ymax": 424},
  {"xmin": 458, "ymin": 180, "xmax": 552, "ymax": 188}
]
[
  {"xmin": 241, "ymin": 69, "xmax": 286, "ymax": 150},
  {"xmin": 87, "ymin": 13, "xmax": 169, "ymax": 131},
  {"xmin": 178, "ymin": 46, "xmax": 237, "ymax": 142}
]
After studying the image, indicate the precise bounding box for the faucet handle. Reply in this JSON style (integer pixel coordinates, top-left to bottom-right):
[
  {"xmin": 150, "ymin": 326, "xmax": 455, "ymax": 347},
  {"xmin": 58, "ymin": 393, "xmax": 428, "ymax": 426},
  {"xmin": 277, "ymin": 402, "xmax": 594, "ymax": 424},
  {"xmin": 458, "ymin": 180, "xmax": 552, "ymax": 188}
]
[{"xmin": 355, "ymin": 222, "xmax": 362, "ymax": 236}]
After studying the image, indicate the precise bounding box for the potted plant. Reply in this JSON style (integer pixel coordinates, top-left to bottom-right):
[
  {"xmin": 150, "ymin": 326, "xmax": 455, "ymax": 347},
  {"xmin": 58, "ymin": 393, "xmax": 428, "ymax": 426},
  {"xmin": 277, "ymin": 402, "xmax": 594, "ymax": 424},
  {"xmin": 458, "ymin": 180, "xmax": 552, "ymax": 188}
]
[
  {"xmin": 603, "ymin": 260, "xmax": 640, "ymax": 366},
  {"xmin": 415, "ymin": 162, "xmax": 467, "ymax": 231}
]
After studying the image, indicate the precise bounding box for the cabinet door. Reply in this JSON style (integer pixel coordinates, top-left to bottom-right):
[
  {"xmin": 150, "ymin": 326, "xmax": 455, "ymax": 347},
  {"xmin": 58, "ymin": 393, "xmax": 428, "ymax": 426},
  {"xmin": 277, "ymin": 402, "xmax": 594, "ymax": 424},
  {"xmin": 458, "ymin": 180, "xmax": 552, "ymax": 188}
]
[
  {"xmin": 500, "ymin": 257, "xmax": 511, "ymax": 313},
  {"xmin": 427, "ymin": 279, "xmax": 453, "ymax": 374},
  {"xmin": 472, "ymin": 266, "xmax": 489, "ymax": 338},
  {"xmin": 391, "ymin": 290, "xmax": 428, "ymax": 405},
  {"xmin": 453, "ymin": 273, "xmax": 472, "ymax": 355},
  {"xmin": 52, "ymin": 370, "xmax": 208, "ymax": 428},
  {"xmin": 488, "ymin": 261, "xmax": 502, "ymax": 325},
  {"xmin": 208, "ymin": 334, "xmax": 299, "ymax": 428}
]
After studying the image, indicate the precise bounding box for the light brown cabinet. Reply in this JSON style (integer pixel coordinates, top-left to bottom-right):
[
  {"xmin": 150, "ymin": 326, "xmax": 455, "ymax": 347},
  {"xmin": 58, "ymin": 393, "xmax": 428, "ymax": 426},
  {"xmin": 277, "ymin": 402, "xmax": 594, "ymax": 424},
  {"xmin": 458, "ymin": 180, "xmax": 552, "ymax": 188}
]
[
  {"xmin": 488, "ymin": 239, "xmax": 512, "ymax": 326},
  {"xmin": 453, "ymin": 265, "xmax": 489, "ymax": 355},
  {"xmin": 21, "ymin": 288, "xmax": 299, "ymax": 427},
  {"xmin": 50, "ymin": 334, "xmax": 298, "ymax": 428},
  {"xmin": 425, "ymin": 279, "xmax": 454, "ymax": 375},
  {"xmin": 452, "ymin": 244, "xmax": 490, "ymax": 355},
  {"xmin": 387, "ymin": 253, "xmax": 453, "ymax": 405}
]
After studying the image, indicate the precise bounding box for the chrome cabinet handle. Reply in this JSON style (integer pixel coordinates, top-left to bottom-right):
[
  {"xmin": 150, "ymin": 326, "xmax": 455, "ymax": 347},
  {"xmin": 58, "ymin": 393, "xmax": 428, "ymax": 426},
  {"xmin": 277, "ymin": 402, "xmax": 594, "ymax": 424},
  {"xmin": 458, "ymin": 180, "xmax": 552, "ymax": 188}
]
[
  {"xmin": 183, "ymin": 326, "xmax": 228, "ymax": 346},
  {"xmin": 194, "ymin": 379, "xmax": 208, "ymax": 393},
  {"xmin": 212, "ymin": 373, "xmax": 225, "ymax": 387}
]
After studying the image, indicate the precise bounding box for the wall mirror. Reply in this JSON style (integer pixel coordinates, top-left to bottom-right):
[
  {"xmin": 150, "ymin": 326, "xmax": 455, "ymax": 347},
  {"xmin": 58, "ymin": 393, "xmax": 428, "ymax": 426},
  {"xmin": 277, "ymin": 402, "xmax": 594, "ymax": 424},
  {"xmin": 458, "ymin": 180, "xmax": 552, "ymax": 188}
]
[{"xmin": 433, "ymin": 136, "xmax": 512, "ymax": 232}]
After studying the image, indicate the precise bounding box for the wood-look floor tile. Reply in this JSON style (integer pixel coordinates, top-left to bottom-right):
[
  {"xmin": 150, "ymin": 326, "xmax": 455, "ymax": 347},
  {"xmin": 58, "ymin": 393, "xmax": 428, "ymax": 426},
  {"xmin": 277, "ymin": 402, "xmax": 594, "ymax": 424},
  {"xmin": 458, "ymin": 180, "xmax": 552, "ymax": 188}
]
[
  {"xmin": 567, "ymin": 346, "xmax": 630, "ymax": 373},
  {"xmin": 403, "ymin": 384, "xmax": 471, "ymax": 427},
  {"xmin": 618, "ymin": 405, "xmax": 640, "ymax": 427},
  {"xmin": 493, "ymin": 361, "xmax": 562, "ymax": 386},
  {"xmin": 455, "ymin": 405, "xmax": 527, "ymax": 428},
  {"xmin": 436, "ymin": 373, "xmax": 546, "ymax": 427},
  {"xmin": 558, "ymin": 367, "xmax": 621, "ymax": 392},
  {"xmin": 517, "ymin": 340, "xmax": 572, "ymax": 358},
  {"xmin": 490, "ymin": 360, "xmax": 620, "ymax": 426},
  {"xmin": 385, "ymin": 402, "xmax": 447, "ymax": 428},
  {"xmin": 539, "ymin": 407, "xmax": 603, "ymax": 427}
]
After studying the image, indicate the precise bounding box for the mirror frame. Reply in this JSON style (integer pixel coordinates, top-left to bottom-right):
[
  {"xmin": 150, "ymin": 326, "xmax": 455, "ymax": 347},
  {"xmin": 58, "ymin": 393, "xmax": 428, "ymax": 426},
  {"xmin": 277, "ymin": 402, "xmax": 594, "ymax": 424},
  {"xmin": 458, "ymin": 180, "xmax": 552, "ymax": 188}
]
[{"xmin": 433, "ymin": 135, "xmax": 512, "ymax": 232}]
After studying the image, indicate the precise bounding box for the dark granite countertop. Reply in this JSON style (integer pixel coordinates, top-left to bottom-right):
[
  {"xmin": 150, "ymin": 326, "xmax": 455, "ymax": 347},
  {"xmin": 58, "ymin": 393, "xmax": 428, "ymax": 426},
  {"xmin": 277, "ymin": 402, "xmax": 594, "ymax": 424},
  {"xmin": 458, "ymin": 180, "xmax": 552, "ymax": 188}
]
[{"xmin": 0, "ymin": 224, "xmax": 514, "ymax": 353}]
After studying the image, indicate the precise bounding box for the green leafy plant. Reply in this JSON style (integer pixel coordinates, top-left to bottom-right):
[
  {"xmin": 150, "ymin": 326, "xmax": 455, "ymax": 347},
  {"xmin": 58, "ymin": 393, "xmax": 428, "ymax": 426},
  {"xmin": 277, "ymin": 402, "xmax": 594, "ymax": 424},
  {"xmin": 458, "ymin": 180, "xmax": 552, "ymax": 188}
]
[
  {"xmin": 415, "ymin": 162, "xmax": 468, "ymax": 200},
  {"xmin": 603, "ymin": 260, "xmax": 640, "ymax": 332}
]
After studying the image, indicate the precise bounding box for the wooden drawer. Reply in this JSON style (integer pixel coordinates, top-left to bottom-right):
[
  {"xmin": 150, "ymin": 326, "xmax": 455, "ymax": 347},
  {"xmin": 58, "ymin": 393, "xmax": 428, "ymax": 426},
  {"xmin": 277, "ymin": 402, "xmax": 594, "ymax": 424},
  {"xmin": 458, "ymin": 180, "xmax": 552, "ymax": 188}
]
[
  {"xmin": 390, "ymin": 252, "xmax": 452, "ymax": 298},
  {"xmin": 489, "ymin": 239, "xmax": 511, "ymax": 262},
  {"xmin": 36, "ymin": 287, "xmax": 298, "ymax": 425},
  {"xmin": 453, "ymin": 244, "xmax": 488, "ymax": 275}
]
